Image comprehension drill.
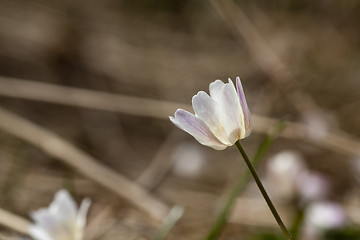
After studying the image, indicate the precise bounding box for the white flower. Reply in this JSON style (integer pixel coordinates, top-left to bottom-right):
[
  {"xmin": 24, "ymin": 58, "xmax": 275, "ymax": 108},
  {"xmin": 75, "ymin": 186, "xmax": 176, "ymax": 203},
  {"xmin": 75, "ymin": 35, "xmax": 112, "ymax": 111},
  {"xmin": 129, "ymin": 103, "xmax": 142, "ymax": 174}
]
[
  {"xmin": 169, "ymin": 77, "xmax": 251, "ymax": 150},
  {"xmin": 172, "ymin": 142, "xmax": 205, "ymax": 178},
  {"xmin": 304, "ymin": 201, "xmax": 346, "ymax": 239},
  {"xmin": 28, "ymin": 190, "xmax": 91, "ymax": 240},
  {"xmin": 265, "ymin": 151, "xmax": 330, "ymax": 202},
  {"xmin": 266, "ymin": 151, "xmax": 306, "ymax": 200}
]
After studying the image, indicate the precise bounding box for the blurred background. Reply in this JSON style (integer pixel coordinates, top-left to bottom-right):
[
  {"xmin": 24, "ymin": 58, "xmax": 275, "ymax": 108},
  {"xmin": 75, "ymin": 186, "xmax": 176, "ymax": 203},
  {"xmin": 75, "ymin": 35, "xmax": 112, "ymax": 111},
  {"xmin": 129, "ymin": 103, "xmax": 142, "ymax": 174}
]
[{"xmin": 0, "ymin": 0, "xmax": 360, "ymax": 239}]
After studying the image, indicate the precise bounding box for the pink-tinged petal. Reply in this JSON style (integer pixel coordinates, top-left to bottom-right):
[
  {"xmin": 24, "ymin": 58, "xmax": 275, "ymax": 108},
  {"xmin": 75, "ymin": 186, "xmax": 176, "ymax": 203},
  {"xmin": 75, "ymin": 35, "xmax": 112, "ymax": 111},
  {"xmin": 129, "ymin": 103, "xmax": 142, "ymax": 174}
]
[
  {"xmin": 218, "ymin": 79, "xmax": 243, "ymax": 144},
  {"xmin": 170, "ymin": 109, "xmax": 227, "ymax": 150},
  {"xmin": 236, "ymin": 77, "xmax": 251, "ymax": 137},
  {"xmin": 192, "ymin": 91, "xmax": 230, "ymax": 145}
]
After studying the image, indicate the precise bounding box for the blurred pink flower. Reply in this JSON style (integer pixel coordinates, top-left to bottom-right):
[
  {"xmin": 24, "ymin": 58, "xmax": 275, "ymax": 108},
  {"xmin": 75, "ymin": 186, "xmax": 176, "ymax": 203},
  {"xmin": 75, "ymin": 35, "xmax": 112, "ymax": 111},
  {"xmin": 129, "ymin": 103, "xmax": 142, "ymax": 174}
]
[
  {"xmin": 170, "ymin": 77, "xmax": 251, "ymax": 150},
  {"xmin": 297, "ymin": 171, "xmax": 330, "ymax": 202},
  {"xmin": 265, "ymin": 151, "xmax": 330, "ymax": 202},
  {"xmin": 28, "ymin": 189, "xmax": 91, "ymax": 240},
  {"xmin": 304, "ymin": 201, "xmax": 346, "ymax": 239}
]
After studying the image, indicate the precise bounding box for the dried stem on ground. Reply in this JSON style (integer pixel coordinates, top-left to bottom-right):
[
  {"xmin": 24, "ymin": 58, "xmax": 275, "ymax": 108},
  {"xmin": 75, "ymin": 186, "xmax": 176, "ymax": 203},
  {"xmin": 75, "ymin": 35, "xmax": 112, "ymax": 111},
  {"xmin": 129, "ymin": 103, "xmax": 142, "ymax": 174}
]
[
  {"xmin": 136, "ymin": 130, "xmax": 180, "ymax": 191},
  {"xmin": 0, "ymin": 77, "xmax": 359, "ymax": 158},
  {"xmin": 0, "ymin": 106, "xmax": 169, "ymax": 222},
  {"xmin": 0, "ymin": 208, "xmax": 30, "ymax": 235}
]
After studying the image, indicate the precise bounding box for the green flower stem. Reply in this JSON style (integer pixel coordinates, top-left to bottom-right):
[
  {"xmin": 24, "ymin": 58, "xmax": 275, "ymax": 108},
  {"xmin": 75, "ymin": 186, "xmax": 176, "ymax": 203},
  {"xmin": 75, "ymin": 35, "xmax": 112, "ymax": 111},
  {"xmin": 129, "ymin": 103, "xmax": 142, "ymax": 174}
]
[
  {"xmin": 290, "ymin": 205, "xmax": 305, "ymax": 240},
  {"xmin": 235, "ymin": 141, "xmax": 293, "ymax": 240},
  {"xmin": 205, "ymin": 121, "xmax": 286, "ymax": 240},
  {"xmin": 206, "ymin": 133, "xmax": 278, "ymax": 240}
]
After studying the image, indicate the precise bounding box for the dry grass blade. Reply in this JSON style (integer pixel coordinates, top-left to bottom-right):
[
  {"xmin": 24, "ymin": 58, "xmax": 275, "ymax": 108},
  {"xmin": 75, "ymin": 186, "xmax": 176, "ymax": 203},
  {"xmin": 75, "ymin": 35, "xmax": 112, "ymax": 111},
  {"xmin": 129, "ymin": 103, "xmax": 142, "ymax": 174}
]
[
  {"xmin": 0, "ymin": 77, "xmax": 359, "ymax": 159},
  {"xmin": 0, "ymin": 208, "xmax": 30, "ymax": 235},
  {"xmin": 0, "ymin": 106, "xmax": 169, "ymax": 222},
  {"xmin": 136, "ymin": 131, "xmax": 180, "ymax": 191},
  {"xmin": 85, "ymin": 206, "xmax": 117, "ymax": 240},
  {"xmin": 254, "ymin": 115, "xmax": 360, "ymax": 157},
  {"xmin": 0, "ymin": 76, "xmax": 189, "ymax": 119}
]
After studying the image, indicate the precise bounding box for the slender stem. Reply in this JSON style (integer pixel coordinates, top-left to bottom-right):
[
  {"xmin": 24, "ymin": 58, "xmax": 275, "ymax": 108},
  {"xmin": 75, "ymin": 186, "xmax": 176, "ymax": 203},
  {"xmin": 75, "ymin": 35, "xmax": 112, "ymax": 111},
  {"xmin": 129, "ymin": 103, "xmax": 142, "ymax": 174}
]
[
  {"xmin": 205, "ymin": 121, "xmax": 286, "ymax": 240},
  {"xmin": 235, "ymin": 141, "xmax": 293, "ymax": 240},
  {"xmin": 205, "ymin": 131, "xmax": 279, "ymax": 240},
  {"xmin": 290, "ymin": 206, "xmax": 305, "ymax": 240}
]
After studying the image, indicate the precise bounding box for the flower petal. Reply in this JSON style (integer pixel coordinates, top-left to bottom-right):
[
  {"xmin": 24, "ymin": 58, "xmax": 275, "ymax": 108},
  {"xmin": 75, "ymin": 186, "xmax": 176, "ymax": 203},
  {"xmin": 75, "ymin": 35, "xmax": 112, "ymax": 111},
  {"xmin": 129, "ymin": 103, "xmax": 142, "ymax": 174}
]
[
  {"xmin": 28, "ymin": 225, "xmax": 54, "ymax": 240},
  {"xmin": 30, "ymin": 209, "xmax": 58, "ymax": 235},
  {"xmin": 49, "ymin": 190, "xmax": 77, "ymax": 222},
  {"xmin": 29, "ymin": 190, "xmax": 89, "ymax": 240},
  {"xmin": 77, "ymin": 198, "xmax": 91, "ymax": 228},
  {"xmin": 236, "ymin": 77, "xmax": 251, "ymax": 137},
  {"xmin": 209, "ymin": 80, "xmax": 226, "ymax": 103},
  {"xmin": 170, "ymin": 109, "xmax": 227, "ymax": 150},
  {"xmin": 192, "ymin": 91, "xmax": 230, "ymax": 145},
  {"xmin": 217, "ymin": 79, "xmax": 244, "ymax": 144}
]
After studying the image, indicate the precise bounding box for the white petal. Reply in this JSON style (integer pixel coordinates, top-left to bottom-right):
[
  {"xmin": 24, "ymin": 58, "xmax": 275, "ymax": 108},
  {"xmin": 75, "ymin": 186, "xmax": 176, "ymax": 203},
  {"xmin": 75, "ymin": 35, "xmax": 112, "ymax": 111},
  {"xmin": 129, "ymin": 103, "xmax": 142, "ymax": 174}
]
[
  {"xmin": 49, "ymin": 190, "xmax": 77, "ymax": 222},
  {"xmin": 29, "ymin": 190, "xmax": 87, "ymax": 240},
  {"xmin": 30, "ymin": 209, "xmax": 58, "ymax": 235},
  {"xmin": 76, "ymin": 198, "xmax": 91, "ymax": 229},
  {"xmin": 192, "ymin": 91, "xmax": 230, "ymax": 145},
  {"xmin": 209, "ymin": 80, "xmax": 226, "ymax": 103},
  {"xmin": 170, "ymin": 109, "xmax": 227, "ymax": 150},
  {"xmin": 236, "ymin": 77, "xmax": 251, "ymax": 137},
  {"xmin": 218, "ymin": 79, "xmax": 244, "ymax": 143},
  {"xmin": 28, "ymin": 226, "xmax": 54, "ymax": 240}
]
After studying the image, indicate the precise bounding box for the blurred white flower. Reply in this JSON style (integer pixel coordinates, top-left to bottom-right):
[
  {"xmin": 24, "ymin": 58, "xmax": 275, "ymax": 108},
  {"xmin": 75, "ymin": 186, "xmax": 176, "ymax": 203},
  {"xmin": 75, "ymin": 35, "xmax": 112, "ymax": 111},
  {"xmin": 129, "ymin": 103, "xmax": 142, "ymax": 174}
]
[
  {"xmin": 29, "ymin": 189, "xmax": 91, "ymax": 240},
  {"xmin": 304, "ymin": 201, "xmax": 346, "ymax": 239},
  {"xmin": 265, "ymin": 151, "xmax": 330, "ymax": 202},
  {"xmin": 170, "ymin": 77, "xmax": 251, "ymax": 150},
  {"xmin": 172, "ymin": 142, "xmax": 205, "ymax": 178},
  {"xmin": 266, "ymin": 151, "xmax": 306, "ymax": 200}
]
